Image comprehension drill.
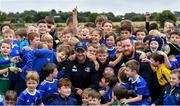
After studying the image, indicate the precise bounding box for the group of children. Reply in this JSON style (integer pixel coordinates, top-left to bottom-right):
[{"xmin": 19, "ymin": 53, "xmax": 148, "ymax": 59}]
[{"xmin": 0, "ymin": 8, "xmax": 179, "ymax": 105}]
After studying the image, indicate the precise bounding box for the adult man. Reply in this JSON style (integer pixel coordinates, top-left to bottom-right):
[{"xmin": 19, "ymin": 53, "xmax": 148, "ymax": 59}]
[
  {"xmin": 114, "ymin": 37, "xmax": 158, "ymax": 103},
  {"xmin": 64, "ymin": 42, "xmax": 99, "ymax": 103}
]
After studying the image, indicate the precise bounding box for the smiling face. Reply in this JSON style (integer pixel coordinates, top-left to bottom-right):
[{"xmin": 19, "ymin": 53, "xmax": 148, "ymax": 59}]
[
  {"xmin": 121, "ymin": 39, "xmax": 134, "ymax": 57},
  {"xmin": 150, "ymin": 41, "xmax": 159, "ymax": 52},
  {"xmin": 169, "ymin": 73, "xmax": 179, "ymax": 86},
  {"xmin": 0, "ymin": 43, "xmax": 12, "ymax": 57},
  {"xmin": 58, "ymin": 86, "xmax": 71, "ymax": 98},
  {"xmin": 106, "ymin": 35, "xmax": 115, "ymax": 48}
]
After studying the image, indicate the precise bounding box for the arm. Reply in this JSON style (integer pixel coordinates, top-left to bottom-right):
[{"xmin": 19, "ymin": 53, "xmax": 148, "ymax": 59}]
[
  {"xmin": 121, "ymin": 95, "xmax": 143, "ymax": 104},
  {"xmin": 109, "ymin": 53, "xmax": 123, "ymax": 67},
  {"xmin": 145, "ymin": 12, "xmax": 151, "ymax": 32},
  {"xmin": 157, "ymin": 51, "xmax": 171, "ymax": 69},
  {"xmin": 72, "ymin": 7, "xmax": 78, "ymax": 35}
]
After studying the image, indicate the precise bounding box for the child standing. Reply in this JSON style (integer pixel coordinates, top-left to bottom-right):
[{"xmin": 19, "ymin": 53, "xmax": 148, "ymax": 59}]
[
  {"xmin": 38, "ymin": 63, "xmax": 58, "ymax": 105},
  {"xmin": 16, "ymin": 71, "xmax": 43, "ymax": 105}
]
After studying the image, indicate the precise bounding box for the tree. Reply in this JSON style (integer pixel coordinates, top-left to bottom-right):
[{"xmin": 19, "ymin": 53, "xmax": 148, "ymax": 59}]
[{"xmin": 155, "ymin": 10, "xmax": 177, "ymax": 27}]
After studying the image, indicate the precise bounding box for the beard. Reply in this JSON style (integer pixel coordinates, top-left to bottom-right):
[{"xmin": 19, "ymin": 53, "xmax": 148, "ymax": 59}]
[{"xmin": 123, "ymin": 49, "xmax": 134, "ymax": 58}]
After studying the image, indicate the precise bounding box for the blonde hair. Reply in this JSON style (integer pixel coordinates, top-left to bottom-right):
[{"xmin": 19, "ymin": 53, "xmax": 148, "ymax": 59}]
[
  {"xmin": 26, "ymin": 71, "xmax": 39, "ymax": 83},
  {"xmin": 3, "ymin": 29, "xmax": 15, "ymax": 38},
  {"xmin": 149, "ymin": 29, "xmax": 161, "ymax": 36},
  {"xmin": 41, "ymin": 33, "xmax": 53, "ymax": 41}
]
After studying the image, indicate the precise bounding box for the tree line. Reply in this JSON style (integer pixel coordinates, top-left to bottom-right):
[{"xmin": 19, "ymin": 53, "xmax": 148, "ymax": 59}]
[{"xmin": 0, "ymin": 9, "xmax": 179, "ymax": 27}]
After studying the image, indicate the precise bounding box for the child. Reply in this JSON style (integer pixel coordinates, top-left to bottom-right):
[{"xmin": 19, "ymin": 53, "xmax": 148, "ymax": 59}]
[
  {"xmin": 82, "ymin": 88, "xmax": 92, "ymax": 105},
  {"xmin": 115, "ymin": 37, "xmax": 123, "ymax": 57},
  {"xmin": 135, "ymin": 29, "xmax": 147, "ymax": 42},
  {"xmin": 105, "ymin": 32, "xmax": 116, "ymax": 59},
  {"xmin": 41, "ymin": 33, "xmax": 54, "ymax": 50},
  {"xmin": 37, "ymin": 19, "xmax": 48, "ymax": 36},
  {"xmin": 102, "ymin": 20, "xmax": 113, "ymax": 34},
  {"xmin": 15, "ymin": 28, "xmax": 29, "ymax": 51},
  {"xmin": 88, "ymin": 89, "xmax": 101, "ymax": 105},
  {"xmin": 117, "ymin": 67, "xmax": 129, "ymax": 89},
  {"xmin": 90, "ymin": 28, "xmax": 104, "ymax": 46},
  {"xmin": 0, "ymin": 40, "xmax": 20, "ymax": 96},
  {"xmin": 50, "ymin": 78, "xmax": 77, "ymax": 105},
  {"xmin": 38, "ymin": 63, "xmax": 58, "ymax": 105},
  {"xmin": 0, "ymin": 90, "xmax": 17, "ymax": 106},
  {"xmin": 152, "ymin": 69, "xmax": 180, "ymax": 105},
  {"xmin": 122, "ymin": 59, "xmax": 150, "ymax": 105},
  {"xmin": 99, "ymin": 75, "xmax": 117, "ymax": 104},
  {"xmin": 112, "ymin": 86, "xmax": 131, "ymax": 106},
  {"xmin": 87, "ymin": 43, "xmax": 99, "ymax": 71},
  {"xmin": 17, "ymin": 71, "xmax": 43, "ymax": 105},
  {"xmin": 148, "ymin": 52, "xmax": 171, "ymax": 92}
]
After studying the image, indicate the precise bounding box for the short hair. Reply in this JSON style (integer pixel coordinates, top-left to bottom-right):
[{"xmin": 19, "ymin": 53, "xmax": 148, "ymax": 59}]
[
  {"xmin": 15, "ymin": 28, "xmax": 27, "ymax": 38},
  {"xmin": 82, "ymin": 88, "xmax": 92, "ymax": 96},
  {"xmin": 84, "ymin": 22, "xmax": 96, "ymax": 28},
  {"xmin": 57, "ymin": 78, "xmax": 72, "ymax": 88},
  {"xmin": 96, "ymin": 44, "xmax": 108, "ymax": 54},
  {"xmin": 125, "ymin": 59, "xmax": 140, "ymax": 73},
  {"xmin": 27, "ymin": 32, "xmax": 40, "ymax": 43},
  {"xmin": 102, "ymin": 20, "xmax": 112, "ymax": 27},
  {"xmin": 120, "ymin": 36, "xmax": 133, "ymax": 45},
  {"xmin": 3, "ymin": 29, "xmax": 15, "ymax": 36},
  {"xmin": 26, "ymin": 71, "xmax": 39, "ymax": 83},
  {"xmin": 41, "ymin": 33, "xmax": 53, "ymax": 41},
  {"xmin": 148, "ymin": 29, "xmax": 161, "ymax": 36},
  {"xmin": 118, "ymin": 67, "xmax": 129, "ymax": 83},
  {"xmin": 45, "ymin": 16, "xmax": 55, "ymax": 25},
  {"xmin": 171, "ymin": 69, "xmax": 180, "ymax": 79},
  {"xmin": 152, "ymin": 52, "xmax": 164, "ymax": 64},
  {"xmin": 88, "ymin": 89, "xmax": 101, "ymax": 100},
  {"xmin": 0, "ymin": 39, "xmax": 12, "ymax": 48},
  {"xmin": 56, "ymin": 44, "xmax": 71, "ymax": 57},
  {"xmin": 105, "ymin": 32, "xmax": 117, "ymax": 40},
  {"xmin": 120, "ymin": 24, "xmax": 132, "ymax": 33},
  {"xmin": 90, "ymin": 28, "xmax": 104, "ymax": 38},
  {"xmin": 170, "ymin": 29, "xmax": 180, "ymax": 37},
  {"xmin": 42, "ymin": 63, "xmax": 57, "ymax": 77},
  {"xmin": 62, "ymin": 29, "xmax": 73, "ymax": 36},
  {"xmin": 95, "ymin": 15, "xmax": 108, "ymax": 25},
  {"xmin": 113, "ymin": 86, "xmax": 129, "ymax": 100},
  {"xmin": 37, "ymin": 42, "xmax": 48, "ymax": 49},
  {"xmin": 0, "ymin": 23, "xmax": 13, "ymax": 32},
  {"xmin": 37, "ymin": 19, "xmax": 47, "ymax": 25},
  {"xmin": 106, "ymin": 76, "xmax": 118, "ymax": 88},
  {"xmin": 149, "ymin": 23, "xmax": 159, "ymax": 30},
  {"xmin": 135, "ymin": 29, "xmax": 147, "ymax": 35},
  {"xmin": 5, "ymin": 90, "xmax": 17, "ymax": 101}
]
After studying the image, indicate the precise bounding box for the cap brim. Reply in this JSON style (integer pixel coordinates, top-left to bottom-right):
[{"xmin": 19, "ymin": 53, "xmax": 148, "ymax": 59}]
[{"xmin": 76, "ymin": 47, "xmax": 86, "ymax": 51}]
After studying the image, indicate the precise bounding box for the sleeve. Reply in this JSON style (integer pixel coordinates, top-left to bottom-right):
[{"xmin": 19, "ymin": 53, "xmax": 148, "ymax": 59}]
[
  {"xmin": 135, "ymin": 81, "xmax": 147, "ymax": 96},
  {"xmin": 16, "ymin": 93, "xmax": 26, "ymax": 105},
  {"xmin": 38, "ymin": 83, "xmax": 45, "ymax": 96},
  {"xmin": 0, "ymin": 59, "xmax": 11, "ymax": 65},
  {"xmin": 35, "ymin": 92, "xmax": 43, "ymax": 105},
  {"xmin": 162, "ymin": 68, "xmax": 170, "ymax": 82},
  {"xmin": 145, "ymin": 22, "xmax": 150, "ymax": 32}
]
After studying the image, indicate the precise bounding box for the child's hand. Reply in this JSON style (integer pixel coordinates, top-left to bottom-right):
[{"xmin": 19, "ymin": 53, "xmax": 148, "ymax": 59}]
[
  {"xmin": 76, "ymin": 88, "xmax": 82, "ymax": 96},
  {"xmin": 99, "ymin": 90, "xmax": 106, "ymax": 96},
  {"xmin": 10, "ymin": 56, "xmax": 20, "ymax": 63},
  {"xmin": 23, "ymin": 46, "xmax": 31, "ymax": 51},
  {"xmin": 9, "ymin": 67, "xmax": 22, "ymax": 73},
  {"xmin": 109, "ymin": 61, "xmax": 115, "ymax": 67},
  {"xmin": 68, "ymin": 54, "xmax": 76, "ymax": 61},
  {"xmin": 141, "ymin": 58, "xmax": 151, "ymax": 63},
  {"xmin": 72, "ymin": 6, "xmax": 77, "ymax": 16},
  {"xmin": 157, "ymin": 51, "xmax": 166, "ymax": 57},
  {"xmin": 87, "ymin": 53, "xmax": 96, "ymax": 61},
  {"xmin": 120, "ymin": 98, "xmax": 128, "ymax": 104}
]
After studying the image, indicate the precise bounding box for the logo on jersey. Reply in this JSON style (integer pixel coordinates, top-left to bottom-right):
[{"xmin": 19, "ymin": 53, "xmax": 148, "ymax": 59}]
[
  {"xmin": 72, "ymin": 65, "xmax": 77, "ymax": 72},
  {"xmin": 85, "ymin": 67, "xmax": 90, "ymax": 72}
]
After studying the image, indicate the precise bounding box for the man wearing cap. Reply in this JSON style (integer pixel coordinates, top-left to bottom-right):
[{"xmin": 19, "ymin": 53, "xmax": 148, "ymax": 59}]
[{"xmin": 64, "ymin": 42, "xmax": 99, "ymax": 104}]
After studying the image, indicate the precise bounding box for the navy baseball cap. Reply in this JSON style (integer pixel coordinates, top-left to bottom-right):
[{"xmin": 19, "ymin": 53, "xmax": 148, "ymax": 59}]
[{"xmin": 75, "ymin": 42, "xmax": 87, "ymax": 51}]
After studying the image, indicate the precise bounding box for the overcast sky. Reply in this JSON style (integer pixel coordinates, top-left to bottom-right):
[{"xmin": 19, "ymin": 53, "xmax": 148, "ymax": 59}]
[{"xmin": 1, "ymin": 0, "xmax": 180, "ymax": 15}]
